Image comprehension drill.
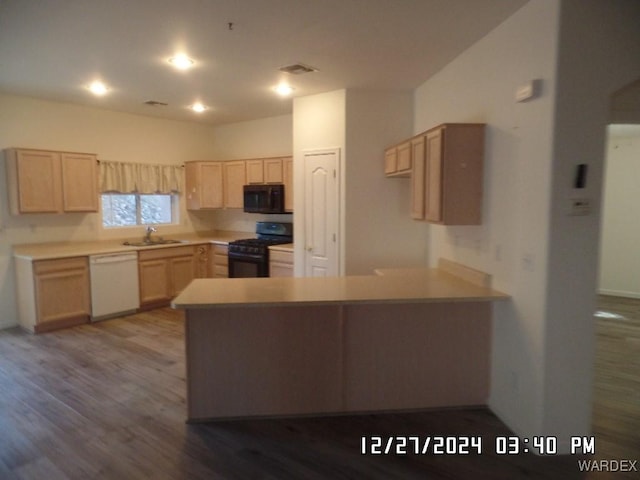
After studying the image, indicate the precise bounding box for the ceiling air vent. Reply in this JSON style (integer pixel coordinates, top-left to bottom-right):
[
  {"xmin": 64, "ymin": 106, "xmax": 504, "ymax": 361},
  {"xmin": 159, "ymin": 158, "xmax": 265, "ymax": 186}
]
[
  {"xmin": 144, "ymin": 100, "xmax": 168, "ymax": 107},
  {"xmin": 279, "ymin": 63, "xmax": 318, "ymax": 75}
]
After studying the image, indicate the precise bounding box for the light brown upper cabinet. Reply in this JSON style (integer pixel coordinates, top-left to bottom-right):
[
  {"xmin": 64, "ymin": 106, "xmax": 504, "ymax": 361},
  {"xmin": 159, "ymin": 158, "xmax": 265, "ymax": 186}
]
[
  {"xmin": 385, "ymin": 123, "xmax": 485, "ymax": 225},
  {"xmin": 283, "ymin": 157, "xmax": 293, "ymax": 212},
  {"xmin": 246, "ymin": 157, "xmax": 285, "ymax": 184},
  {"xmin": 246, "ymin": 160, "xmax": 265, "ymax": 184},
  {"xmin": 384, "ymin": 141, "xmax": 412, "ymax": 177},
  {"xmin": 185, "ymin": 161, "xmax": 223, "ymax": 210},
  {"xmin": 186, "ymin": 156, "xmax": 293, "ymax": 211},
  {"xmin": 422, "ymin": 123, "xmax": 485, "ymax": 225},
  {"xmin": 5, "ymin": 148, "xmax": 98, "ymax": 214},
  {"xmin": 410, "ymin": 136, "xmax": 426, "ymax": 220},
  {"xmin": 264, "ymin": 158, "xmax": 284, "ymax": 184},
  {"xmin": 223, "ymin": 160, "xmax": 246, "ymax": 208}
]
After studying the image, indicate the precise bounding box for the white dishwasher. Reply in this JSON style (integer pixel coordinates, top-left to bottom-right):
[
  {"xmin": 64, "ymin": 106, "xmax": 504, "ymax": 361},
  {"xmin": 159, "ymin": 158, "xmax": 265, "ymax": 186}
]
[{"xmin": 89, "ymin": 252, "xmax": 140, "ymax": 321}]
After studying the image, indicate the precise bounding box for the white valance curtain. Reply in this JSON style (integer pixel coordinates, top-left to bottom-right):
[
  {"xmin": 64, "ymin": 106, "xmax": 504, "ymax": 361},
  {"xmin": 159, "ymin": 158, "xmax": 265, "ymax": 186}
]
[{"xmin": 99, "ymin": 160, "xmax": 182, "ymax": 194}]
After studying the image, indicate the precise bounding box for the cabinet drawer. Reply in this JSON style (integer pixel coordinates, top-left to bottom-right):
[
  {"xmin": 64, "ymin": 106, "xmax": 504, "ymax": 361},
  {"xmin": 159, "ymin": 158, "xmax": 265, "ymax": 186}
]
[
  {"xmin": 213, "ymin": 244, "xmax": 229, "ymax": 254},
  {"xmin": 34, "ymin": 256, "xmax": 88, "ymax": 274},
  {"xmin": 138, "ymin": 245, "xmax": 195, "ymax": 261},
  {"xmin": 269, "ymin": 250, "xmax": 293, "ymax": 264}
]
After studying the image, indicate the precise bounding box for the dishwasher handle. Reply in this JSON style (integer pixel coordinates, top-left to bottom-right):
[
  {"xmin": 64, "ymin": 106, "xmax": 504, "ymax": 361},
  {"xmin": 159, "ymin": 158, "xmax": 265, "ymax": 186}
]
[{"xmin": 90, "ymin": 253, "xmax": 138, "ymax": 265}]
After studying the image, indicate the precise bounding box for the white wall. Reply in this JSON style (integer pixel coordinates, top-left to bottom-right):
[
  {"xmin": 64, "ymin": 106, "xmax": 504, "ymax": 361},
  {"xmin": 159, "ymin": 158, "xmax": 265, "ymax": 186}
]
[
  {"xmin": 414, "ymin": 0, "xmax": 559, "ymax": 441},
  {"xmin": 210, "ymin": 115, "xmax": 292, "ymax": 160},
  {"xmin": 0, "ymin": 94, "xmax": 218, "ymax": 328},
  {"xmin": 414, "ymin": 0, "xmax": 640, "ymax": 452},
  {"xmin": 544, "ymin": 0, "xmax": 640, "ymax": 445},
  {"xmin": 292, "ymin": 90, "xmax": 346, "ymax": 275},
  {"xmin": 599, "ymin": 127, "xmax": 640, "ymax": 298},
  {"xmin": 293, "ymin": 89, "xmax": 428, "ymax": 277},
  {"xmin": 344, "ymin": 90, "xmax": 426, "ymax": 274}
]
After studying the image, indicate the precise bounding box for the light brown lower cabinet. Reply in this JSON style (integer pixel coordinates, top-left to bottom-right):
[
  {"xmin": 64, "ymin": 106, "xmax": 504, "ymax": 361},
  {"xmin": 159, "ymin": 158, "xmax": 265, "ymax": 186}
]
[
  {"xmin": 211, "ymin": 244, "xmax": 229, "ymax": 278},
  {"xmin": 15, "ymin": 256, "xmax": 91, "ymax": 333},
  {"xmin": 138, "ymin": 246, "xmax": 196, "ymax": 309},
  {"xmin": 269, "ymin": 248, "xmax": 293, "ymax": 277}
]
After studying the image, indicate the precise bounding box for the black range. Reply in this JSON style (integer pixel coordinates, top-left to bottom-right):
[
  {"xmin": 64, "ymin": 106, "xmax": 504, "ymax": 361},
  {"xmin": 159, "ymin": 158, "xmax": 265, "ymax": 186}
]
[{"xmin": 227, "ymin": 222, "xmax": 293, "ymax": 278}]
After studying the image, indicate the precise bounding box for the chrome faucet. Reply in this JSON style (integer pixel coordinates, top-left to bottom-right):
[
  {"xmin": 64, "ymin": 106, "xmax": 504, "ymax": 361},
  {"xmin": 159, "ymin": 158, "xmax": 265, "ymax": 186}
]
[{"xmin": 144, "ymin": 226, "xmax": 157, "ymax": 242}]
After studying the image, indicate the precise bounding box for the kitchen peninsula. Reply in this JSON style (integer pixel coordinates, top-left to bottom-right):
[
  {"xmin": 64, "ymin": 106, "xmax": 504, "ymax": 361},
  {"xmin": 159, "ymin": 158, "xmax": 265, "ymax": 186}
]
[{"xmin": 172, "ymin": 260, "xmax": 508, "ymax": 422}]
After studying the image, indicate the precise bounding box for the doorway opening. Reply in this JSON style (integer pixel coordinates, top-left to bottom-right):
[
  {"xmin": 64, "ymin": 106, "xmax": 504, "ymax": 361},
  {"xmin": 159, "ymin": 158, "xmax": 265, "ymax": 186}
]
[{"xmin": 592, "ymin": 78, "xmax": 640, "ymax": 460}]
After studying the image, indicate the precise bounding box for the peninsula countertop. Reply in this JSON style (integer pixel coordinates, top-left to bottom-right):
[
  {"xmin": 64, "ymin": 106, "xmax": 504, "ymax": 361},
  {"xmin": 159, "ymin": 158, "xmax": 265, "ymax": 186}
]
[{"xmin": 171, "ymin": 268, "xmax": 508, "ymax": 309}]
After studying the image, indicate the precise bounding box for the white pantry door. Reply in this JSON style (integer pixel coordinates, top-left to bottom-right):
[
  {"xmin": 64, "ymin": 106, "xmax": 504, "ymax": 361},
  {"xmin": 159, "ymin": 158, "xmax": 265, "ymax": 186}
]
[{"xmin": 303, "ymin": 149, "xmax": 340, "ymax": 277}]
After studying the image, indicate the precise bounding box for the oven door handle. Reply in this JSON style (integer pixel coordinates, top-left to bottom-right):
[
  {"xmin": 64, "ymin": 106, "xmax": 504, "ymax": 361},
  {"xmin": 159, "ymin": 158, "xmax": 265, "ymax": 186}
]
[{"xmin": 228, "ymin": 252, "xmax": 265, "ymax": 262}]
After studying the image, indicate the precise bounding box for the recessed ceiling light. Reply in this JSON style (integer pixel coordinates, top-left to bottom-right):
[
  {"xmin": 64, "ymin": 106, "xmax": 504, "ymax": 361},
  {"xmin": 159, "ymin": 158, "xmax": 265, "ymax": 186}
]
[
  {"xmin": 190, "ymin": 102, "xmax": 207, "ymax": 113},
  {"xmin": 274, "ymin": 83, "xmax": 294, "ymax": 97},
  {"xmin": 168, "ymin": 54, "xmax": 195, "ymax": 70},
  {"xmin": 88, "ymin": 80, "xmax": 109, "ymax": 96}
]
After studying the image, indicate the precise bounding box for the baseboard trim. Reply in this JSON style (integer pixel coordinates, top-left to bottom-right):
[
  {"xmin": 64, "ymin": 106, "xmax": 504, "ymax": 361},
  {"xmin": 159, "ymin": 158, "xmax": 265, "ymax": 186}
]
[{"xmin": 598, "ymin": 289, "xmax": 640, "ymax": 299}]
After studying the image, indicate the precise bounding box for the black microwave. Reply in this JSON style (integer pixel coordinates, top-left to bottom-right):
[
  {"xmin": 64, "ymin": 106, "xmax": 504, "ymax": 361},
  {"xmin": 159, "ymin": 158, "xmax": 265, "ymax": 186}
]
[{"xmin": 243, "ymin": 184, "xmax": 287, "ymax": 214}]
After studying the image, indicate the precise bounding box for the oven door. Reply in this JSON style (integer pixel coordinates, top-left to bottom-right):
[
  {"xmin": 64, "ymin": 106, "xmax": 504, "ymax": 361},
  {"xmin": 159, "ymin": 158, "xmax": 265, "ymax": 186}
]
[{"xmin": 228, "ymin": 252, "xmax": 269, "ymax": 278}]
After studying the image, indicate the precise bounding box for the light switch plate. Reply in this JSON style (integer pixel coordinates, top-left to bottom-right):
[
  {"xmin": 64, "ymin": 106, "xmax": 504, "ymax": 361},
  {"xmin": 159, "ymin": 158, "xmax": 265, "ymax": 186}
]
[{"xmin": 569, "ymin": 198, "xmax": 591, "ymax": 216}]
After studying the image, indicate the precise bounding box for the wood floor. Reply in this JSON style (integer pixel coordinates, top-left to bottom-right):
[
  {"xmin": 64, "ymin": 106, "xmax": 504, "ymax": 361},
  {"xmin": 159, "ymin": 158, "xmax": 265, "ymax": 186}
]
[{"xmin": 0, "ymin": 297, "xmax": 637, "ymax": 479}]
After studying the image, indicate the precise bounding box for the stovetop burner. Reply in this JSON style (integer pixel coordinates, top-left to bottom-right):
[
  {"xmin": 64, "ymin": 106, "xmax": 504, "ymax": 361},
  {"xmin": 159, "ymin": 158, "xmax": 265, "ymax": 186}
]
[
  {"xmin": 228, "ymin": 237, "xmax": 290, "ymax": 255},
  {"xmin": 228, "ymin": 222, "xmax": 293, "ymax": 256}
]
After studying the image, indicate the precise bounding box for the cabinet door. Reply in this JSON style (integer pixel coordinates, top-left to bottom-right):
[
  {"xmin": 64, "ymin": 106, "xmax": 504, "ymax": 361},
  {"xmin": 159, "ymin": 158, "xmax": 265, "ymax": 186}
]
[
  {"xmin": 139, "ymin": 259, "xmax": 170, "ymax": 305},
  {"xmin": 425, "ymin": 129, "xmax": 444, "ymax": 223},
  {"xmin": 269, "ymin": 250, "xmax": 293, "ymax": 277},
  {"xmin": 185, "ymin": 162, "xmax": 201, "ymax": 210},
  {"xmin": 33, "ymin": 257, "xmax": 90, "ymax": 331},
  {"xmin": 223, "ymin": 161, "xmax": 246, "ymax": 208},
  {"xmin": 61, "ymin": 153, "xmax": 98, "ymax": 212},
  {"xmin": 410, "ymin": 136, "xmax": 426, "ymax": 220},
  {"xmin": 185, "ymin": 162, "xmax": 223, "ymax": 210},
  {"xmin": 264, "ymin": 158, "xmax": 283, "ymax": 183},
  {"xmin": 384, "ymin": 147, "xmax": 397, "ymax": 175},
  {"xmin": 195, "ymin": 245, "xmax": 209, "ymax": 278},
  {"xmin": 169, "ymin": 255, "xmax": 196, "ymax": 297},
  {"xmin": 211, "ymin": 244, "xmax": 229, "ymax": 278},
  {"xmin": 13, "ymin": 150, "xmax": 62, "ymax": 213},
  {"xmin": 200, "ymin": 162, "xmax": 223, "ymax": 208},
  {"xmin": 283, "ymin": 157, "xmax": 294, "ymax": 212},
  {"xmin": 246, "ymin": 160, "xmax": 264, "ymax": 184},
  {"xmin": 396, "ymin": 141, "xmax": 412, "ymax": 173}
]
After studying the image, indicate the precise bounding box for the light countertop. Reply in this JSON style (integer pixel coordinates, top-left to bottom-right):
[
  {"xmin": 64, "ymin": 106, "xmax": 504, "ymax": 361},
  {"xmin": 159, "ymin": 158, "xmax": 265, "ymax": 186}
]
[
  {"xmin": 268, "ymin": 243, "xmax": 294, "ymax": 252},
  {"xmin": 13, "ymin": 230, "xmax": 252, "ymax": 260},
  {"xmin": 172, "ymin": 268, "xmax": 508, "ymax": 309}
]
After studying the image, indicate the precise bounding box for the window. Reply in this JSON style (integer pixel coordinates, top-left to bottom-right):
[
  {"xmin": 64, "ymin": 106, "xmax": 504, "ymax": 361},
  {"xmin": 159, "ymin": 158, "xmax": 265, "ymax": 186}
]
[{"xmin": 102, "ymin": 193, "xmax": 176, "ymax": 227}]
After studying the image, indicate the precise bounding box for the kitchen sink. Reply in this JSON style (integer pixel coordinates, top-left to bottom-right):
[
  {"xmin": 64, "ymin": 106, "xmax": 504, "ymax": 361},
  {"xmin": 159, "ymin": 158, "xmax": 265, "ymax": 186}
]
[{"xmin": 122, "ymin": 238, "xmax": 187, "ymax": 247}]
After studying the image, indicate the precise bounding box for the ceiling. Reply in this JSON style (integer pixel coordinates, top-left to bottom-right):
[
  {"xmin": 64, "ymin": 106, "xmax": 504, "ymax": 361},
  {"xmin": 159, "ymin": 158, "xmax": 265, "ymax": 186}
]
[{"xmin": 0, "ymin": 0, "xmax": 528, "ymax": 126}]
